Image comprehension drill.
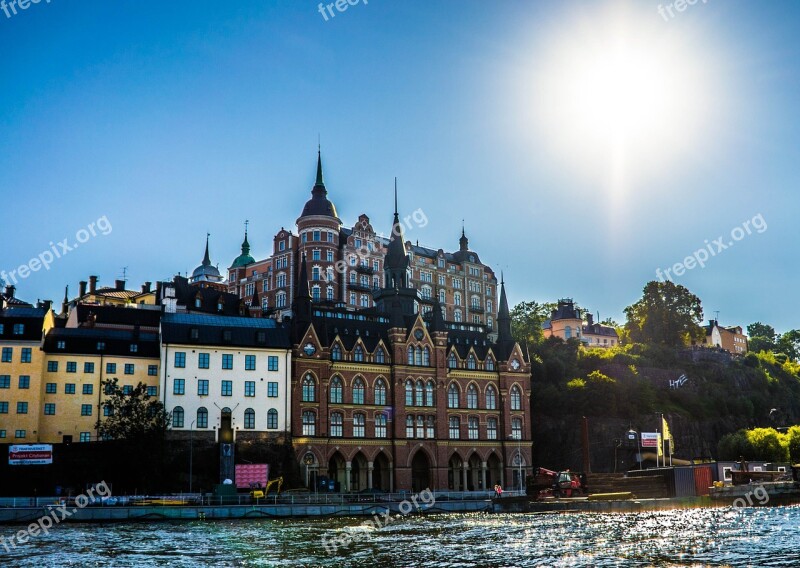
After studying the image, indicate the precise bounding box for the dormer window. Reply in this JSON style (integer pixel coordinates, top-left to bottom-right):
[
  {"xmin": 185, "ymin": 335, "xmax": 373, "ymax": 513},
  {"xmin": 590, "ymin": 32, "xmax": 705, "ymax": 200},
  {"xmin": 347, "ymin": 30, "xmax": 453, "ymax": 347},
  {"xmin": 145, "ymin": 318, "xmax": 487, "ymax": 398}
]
[
  {"xmin": 195, "ymin": 298, "xmax": 202, "ymax": 308},
  {"xmin": 97, "ymin": 342, "xmax": 106, "ymax": 351},
  {"xmin": 130, "ymin": 344, "xmax": 138, "ymax": 353},
  {"xmin": 223, "ymin": 330, "xmax": 232, "ymax": 342},
  {"xmin": 190, "ymin": 328, "xmax": 199, "ymax": 340}
]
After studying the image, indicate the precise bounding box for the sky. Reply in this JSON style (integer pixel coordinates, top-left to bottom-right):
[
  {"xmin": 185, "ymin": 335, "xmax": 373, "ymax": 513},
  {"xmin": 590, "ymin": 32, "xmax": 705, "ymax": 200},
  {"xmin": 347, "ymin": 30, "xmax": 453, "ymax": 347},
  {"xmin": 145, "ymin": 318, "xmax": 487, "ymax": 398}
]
[{"xmin": 1, "ymin": 0, "xmax": 799, "ymax": 332}]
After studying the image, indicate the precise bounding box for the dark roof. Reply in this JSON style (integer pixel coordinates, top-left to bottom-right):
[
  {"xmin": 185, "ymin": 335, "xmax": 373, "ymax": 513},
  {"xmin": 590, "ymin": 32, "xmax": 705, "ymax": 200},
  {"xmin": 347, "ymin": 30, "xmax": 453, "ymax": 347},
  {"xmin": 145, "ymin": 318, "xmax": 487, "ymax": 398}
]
[
  {"xmin": 582, "ymin": 323, "xmax": 618, "ymax": 337},
  {"xmin": 161, "ymin": 312, "xmax": 290, "ymax": 349},
  {"xmin": 43, "ymin": 327, "xmax": 160, "ymax": 357},
  {"xmin": 74, "ymin": 304, "xmax": 162, "ymax": 328},
  {"xmin": 0, "ymin": 307, "xmax": 46, "ymax": 341},
  {"xmin": 167, "ymin": 276, "xmax": 242, "ymax": 315},
  {"xmin": 551, "ymin": 299, "xmax": 580, "ymax": 321}
]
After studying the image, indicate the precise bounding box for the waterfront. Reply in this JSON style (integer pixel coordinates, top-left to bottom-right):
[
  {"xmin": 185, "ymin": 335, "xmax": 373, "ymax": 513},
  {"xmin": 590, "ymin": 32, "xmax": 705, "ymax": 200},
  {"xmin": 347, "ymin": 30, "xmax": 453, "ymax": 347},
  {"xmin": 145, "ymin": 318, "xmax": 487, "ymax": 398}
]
[{"xmin": 2, "ymin": 506, "xmax": 798, "ymax": 567}]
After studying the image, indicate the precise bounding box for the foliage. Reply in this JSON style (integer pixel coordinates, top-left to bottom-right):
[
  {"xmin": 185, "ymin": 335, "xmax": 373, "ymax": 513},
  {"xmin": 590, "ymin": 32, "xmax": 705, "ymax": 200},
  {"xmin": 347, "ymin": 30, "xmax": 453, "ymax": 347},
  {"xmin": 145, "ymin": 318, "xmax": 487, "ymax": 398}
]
[
  {"xmin": 96, "ymin": 378, "xmax": 170, "ymax": 441},
  {"xmin": 624, "ymin": 281, "xmax": 704, "ymax": 347},
  {"xmin": 510, "ymin": 301, "xmax": 551, "ymax": 345},
  {"xmin": 718, "ymin": 427, "xmax": 792, "ymax": 462}
]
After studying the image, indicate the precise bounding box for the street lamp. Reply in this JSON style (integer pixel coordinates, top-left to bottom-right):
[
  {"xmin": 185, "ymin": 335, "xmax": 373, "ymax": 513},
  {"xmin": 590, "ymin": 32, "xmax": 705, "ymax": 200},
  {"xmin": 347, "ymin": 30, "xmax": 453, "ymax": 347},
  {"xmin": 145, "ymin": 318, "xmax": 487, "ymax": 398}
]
[{"xmin": 189, "ymin": 420, "xmax": 196, "ymax": 494}]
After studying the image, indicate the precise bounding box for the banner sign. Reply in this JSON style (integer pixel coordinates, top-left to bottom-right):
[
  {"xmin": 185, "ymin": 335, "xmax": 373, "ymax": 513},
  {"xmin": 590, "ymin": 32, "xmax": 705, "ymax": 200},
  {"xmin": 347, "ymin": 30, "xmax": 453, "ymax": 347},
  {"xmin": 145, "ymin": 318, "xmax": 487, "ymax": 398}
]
[
  {"xmin": 9, "ymin": 444, "xmax": 53, "ymax": 465},
  {"xmin": 235, "ymin": 463, "xmax": 269, "ymax": 489},
  {"xmin": 640, "ymin": 433, "xmax": 659, "ymax": 448}
]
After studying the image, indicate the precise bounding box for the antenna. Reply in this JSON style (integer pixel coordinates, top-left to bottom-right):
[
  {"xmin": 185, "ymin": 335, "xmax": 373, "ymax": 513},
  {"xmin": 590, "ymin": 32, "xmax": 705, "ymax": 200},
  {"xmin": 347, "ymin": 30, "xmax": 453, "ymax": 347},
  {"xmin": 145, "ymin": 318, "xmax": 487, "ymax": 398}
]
[
  {"xmin": 714, "ymin": 310, "xmax": 720, "ymax": 322},
  {"xmin": 121, "ymin": 266, "xmax": 128, "ymax": 283}
]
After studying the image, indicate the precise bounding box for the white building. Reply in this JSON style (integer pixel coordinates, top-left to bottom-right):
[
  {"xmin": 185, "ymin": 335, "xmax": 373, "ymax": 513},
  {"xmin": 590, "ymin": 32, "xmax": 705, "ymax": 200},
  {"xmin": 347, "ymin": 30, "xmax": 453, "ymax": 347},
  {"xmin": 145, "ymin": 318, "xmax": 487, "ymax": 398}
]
[{"xmin": 159, "ymin": 313, "xmax": 292, "ymax": 440}]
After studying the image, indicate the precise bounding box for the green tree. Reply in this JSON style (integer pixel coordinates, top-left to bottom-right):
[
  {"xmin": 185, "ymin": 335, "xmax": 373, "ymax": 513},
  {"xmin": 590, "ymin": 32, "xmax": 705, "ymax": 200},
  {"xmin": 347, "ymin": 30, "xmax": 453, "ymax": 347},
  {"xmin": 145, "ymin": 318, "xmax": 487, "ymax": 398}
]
[
  {"xmin": 747, "ymin": 322, "xmax": 777, "ymax": 354},
  {"xmin": 510, "ymin": 301, "xmax": 551, "ymax": 345},
  {"xmin": 777, "ymin": 330, "xmax": 800, "ymax": 361},
  {"xmin": 786, "ymin": 426, "xmax": 800, "ymax": 463},
  {"xmin": 624, "ymin": 281, "xmax": 704, "ymax": 347},
  {"xmin": 745, "ymin": 427, "xmax": 789, "ymax": 462},
  {"xmin": 96, "ymin": 378, "xmax": 170, "ymax": 440}
]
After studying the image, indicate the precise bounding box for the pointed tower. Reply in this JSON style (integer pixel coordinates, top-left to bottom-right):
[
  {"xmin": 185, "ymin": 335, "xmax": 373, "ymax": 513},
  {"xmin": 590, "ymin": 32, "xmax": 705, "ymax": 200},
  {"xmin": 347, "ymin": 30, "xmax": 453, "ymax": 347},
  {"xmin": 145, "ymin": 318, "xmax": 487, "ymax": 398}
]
[
  {"xmin": 190, "ymin": 233, "xmax": 223, "ymax": 285},
  {"xmin": 495, "ymin": 274, "xmax": 516, "ymax": 359},
  {"xmin": 459, "ymin": 221, "xmax": 469, "ymax": 252},
  {"xmin": 298, "ymin": 148, "xmax": 341, "ymax": 222},
  {"xmin": 231, "ymin": 222, "xmax": 256, "ymax": 269},
  {"xmin": 292, "ymin": 252, "xmax": 312, "ymax": 333}
]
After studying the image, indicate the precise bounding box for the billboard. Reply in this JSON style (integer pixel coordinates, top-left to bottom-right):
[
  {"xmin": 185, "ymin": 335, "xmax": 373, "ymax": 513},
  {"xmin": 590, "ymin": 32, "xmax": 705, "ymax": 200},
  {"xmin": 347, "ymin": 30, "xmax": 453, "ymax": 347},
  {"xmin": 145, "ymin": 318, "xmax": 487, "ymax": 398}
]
[
  {"xmin": 235, "ymin": 463, "xmax": 269, "ymax": 489},
  {"xmin": 9, "ymin": 444, "xmax": 53, "ymax": 465},
  {"xmin": 640, "ymin": 433, "xmax": 660, "ymax": 448}
]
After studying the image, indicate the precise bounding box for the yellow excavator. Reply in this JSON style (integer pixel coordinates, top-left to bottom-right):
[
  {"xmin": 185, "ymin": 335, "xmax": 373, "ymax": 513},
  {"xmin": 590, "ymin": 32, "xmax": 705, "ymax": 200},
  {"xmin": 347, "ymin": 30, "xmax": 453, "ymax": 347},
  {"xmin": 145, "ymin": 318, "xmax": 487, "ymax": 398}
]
[{"xmin": 250, "ymin": 476, "xmax": 283, "ymax": 499}]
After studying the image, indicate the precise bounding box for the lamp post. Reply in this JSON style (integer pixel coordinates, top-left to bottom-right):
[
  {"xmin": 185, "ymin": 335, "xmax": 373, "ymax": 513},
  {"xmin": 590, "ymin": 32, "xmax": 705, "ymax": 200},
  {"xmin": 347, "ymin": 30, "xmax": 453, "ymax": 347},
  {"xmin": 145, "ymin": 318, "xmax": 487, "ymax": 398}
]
[{"xmin": 189, "ymin": 420, "xmax": 196, "ymax": 494}]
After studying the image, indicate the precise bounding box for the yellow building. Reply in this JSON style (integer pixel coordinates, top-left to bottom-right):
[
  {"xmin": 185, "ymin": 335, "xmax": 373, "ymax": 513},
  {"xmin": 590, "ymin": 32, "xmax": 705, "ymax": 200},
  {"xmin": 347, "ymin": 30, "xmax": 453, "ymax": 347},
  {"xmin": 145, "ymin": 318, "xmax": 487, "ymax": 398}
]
[
  {"xmin": 0, "ymin": 305, "xmax": 49, "ymax": 443},
  {"xmin": 39, "ymin": 327, "xmax": 161, "ymax": 443},
  {"xmin": 66, "ymin": 276, "xmax": 156, "ymax": 310}
]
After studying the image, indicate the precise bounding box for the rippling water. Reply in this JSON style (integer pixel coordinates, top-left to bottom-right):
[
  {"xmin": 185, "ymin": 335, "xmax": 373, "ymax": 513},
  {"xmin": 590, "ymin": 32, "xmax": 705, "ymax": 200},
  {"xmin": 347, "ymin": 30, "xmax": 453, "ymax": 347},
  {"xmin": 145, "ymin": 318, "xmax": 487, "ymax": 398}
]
[{"xmin": 2, "ymin": 506, "xmax": 798, "ymax": 567}]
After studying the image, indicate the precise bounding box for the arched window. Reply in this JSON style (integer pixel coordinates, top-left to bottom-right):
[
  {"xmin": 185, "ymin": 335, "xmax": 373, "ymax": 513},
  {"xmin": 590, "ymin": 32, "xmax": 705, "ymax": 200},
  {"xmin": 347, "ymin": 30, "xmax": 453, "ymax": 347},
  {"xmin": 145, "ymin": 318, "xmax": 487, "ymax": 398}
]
[
  {"xmin": 447, "ymin": 352, "xmax": 457, "ymax": 369},
  {"xmin": 468, "ymin": 416, "xmax": 479, "ymax": 439},
  {"xmin": 267, "ymin": 408, "xmax": 278, "ymax": 429},
  {"xmin": 511, "ymin": 417, "xmax": 522, "ymax": 439},
  {"xmin": 302, "ymin": 374, "xmax": 316, "ymax": 402},
  {"xmin": 407, "ymin": 346, "xmax": 414, "ymax": 365},
  {"xmin": 485, "ymin": 357, "xmax": 495, "ymax": 371},
  {"xmin": 425, "ymin": 380, "xmax": 435, "ymax": 407},
  {"xmin": 330, "ymin": 412, "xmax": 343, "ymax": 437},
  {"xmin": 244, "ymin": 408, "xmax": 255, "ymax": 429},
  {"xmin": 375, "ymin": 346, "xmax": 385, "ymax": 364},
  {"xmin": 438, "ymin": 289, "xmax": 446, "ymax": 304},
  {"xmin": 172, "ymin": 406, "xmax": 184, "ymax": 428},
  {"xmin": 487, "ymin": 417, "xmax": 498, "ymax": 439},
  {"xmin": 449, "ymin": 416, "xmax": 460, "ymax": 439},
  {"xmin": 329, "ymin": 376, "xmax": 343, "ymax": 404},
  {"xmin": 510, "ymin": 385, "xmax": 522, "ymax": 410},
  {"xmin": 353, "ymin": 377, "xmax": 365, "ymax": 404},
  {"xmin": 467, "ymin": 354, "xmax": 476, "ymax": 369},
  {"xmin": 353, "ymin": 413, "xmax": 365, "ymax": 437},
  {"xmin": 416, "ymin": 415, "xmax": 425, "ymax": 438},
  {"xmin": 196, "ymin": 407, "xmax": 208, "ymax": 428},
  {"xmin": 332, "ymin": 344, "xmax": 342, "ymax": 361},
  {"xmin": 426, "ymin": 415, "xmax": 435, "ymax": 438},
  {"xmin": 415, "ymin": 380, "xmax": 424, "ymax": 407},
  {"xmin": 405, "ymin": 379, "xmax": 414, "ymax": 406},
  {"xmin": 375, "ymin": 413, "xmax": 387, "ymax": 438},
  {"xmin": 486, "ymin": 385, "xmax": 497, "ymax": 410},
  {"xmin": 447, "ymin": 383, "xmax": 459, "ymax": 408},
  {"xmin": 565, "ymin": 325, "xmax": 572, "ymax": 339},
  {"xmin": 454, "ymin": 292, "xmax": 462, "ymax": 306},
  {"xmin": 302, "ymin": 410, "xmax": 316, "ymax": 436},
  {"xmin": 374, "ymin": 378, "xmax": 387, "ymax": 406},
  {"xmin": 415, "ymin": 347, "xmax": 422, "ymax": 366},
  {"xmin": 454, "ymin": 310, "xmax": 462, "ymax": 322},
  {"xmin": 467, "ymin": 384, "xmax": 478, "ymax": 409},
  {"xmin": 423, "ymin": 347, "xmax": 430, "ymax": 366},
  {"xmin": 406, "ymin": 415, "xmax": 414, "ymax": 438},
  {"xmin": 354, "ymin": 345, "xmax": 364, "ymax": 362}
]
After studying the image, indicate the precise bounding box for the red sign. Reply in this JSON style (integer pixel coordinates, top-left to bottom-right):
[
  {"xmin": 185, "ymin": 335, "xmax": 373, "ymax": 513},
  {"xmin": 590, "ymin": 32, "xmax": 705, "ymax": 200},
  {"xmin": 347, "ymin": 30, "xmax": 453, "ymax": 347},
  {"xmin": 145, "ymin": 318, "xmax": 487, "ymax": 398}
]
[
  {"xmin": 235, "ymin": 464, "xmax": 269, "ymax": 489},
  {"xmin": 9, "ymin": 444, "xmax": 53, "ymax": 465}
]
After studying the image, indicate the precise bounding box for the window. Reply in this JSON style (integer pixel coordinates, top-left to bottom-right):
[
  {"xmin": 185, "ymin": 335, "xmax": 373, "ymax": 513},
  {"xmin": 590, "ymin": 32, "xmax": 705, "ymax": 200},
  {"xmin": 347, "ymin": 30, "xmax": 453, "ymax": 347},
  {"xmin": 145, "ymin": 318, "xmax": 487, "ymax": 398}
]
[
  {"xmin": 447, "ymin": 353, "xmax": 457, "ymax": 369},
  {"xmin": 353, "ymin": 378, "xmax": 365, "ymax": 404},
  {"xmin": 449, "ymin": 417, "xmax": 460, "ymax": 439},
  {"xmin": 0, "ymin": 402, "xmax": 7, "ymax": 413},
  {"xmin": 244, "ymin": 355, "xmax": 256, "ymax": 371},
  {"xmin": 375, "ymin": 347, "xmax": 385, "ymax": 364},
  {"xmin": 330, "ymin": 376, "xmax": 343, "ymax": 403},
  {"xmin": 405, "ymin": 380, "xmax": 413, "ymax": 406},
  {"xmin": 173, "ymin": 378, "xmax": 185, "ymax": 395},
  {"xmin": 65, "ymin": 383, "xmax": 76, "ymax": 394},
  {"xmin": 374, "ymin": 379, "xmax": 387, "ymax": 405},
  {"xmin": 45, "ymin": 382, "xmax": 57, "ymax": 394},
  {"xmin": 331, "ymin": 345, "xmax": 342, "ymax": 361},
  {"xmin": 80, "ymin": 404, "xmax": 92, "ymax": 416},
  {"xmin": 424, "ymin": 380, "xmax": 434, "ymax": 407},
  {"xmin": 312, "ymin": 286, "xmax": 321, "ymax": 301},
  {"xmin": 512, "ymin": 417, "xmax": 522, "ymax": 440},
  {"xmin": 326, "ymin": 287, "xmax": 334, "ymax": 301},
  {"xmin": 267, "ymin": 408, "xmax": 278, "ymax": 429},
  {"xmin": 66, "ymin": 361, "xmax": 77, "ymax": 373},
  {"xmin": 124, "ymin": 364, "xmax": 134, "ymax": 375},
  {"xmin": 415, "ymin": 347, "xmax": 422, "ymax": 366},
  {"xmin": 454, "ymin": 292, "xmax": 462, "ymax": 306},
  {"xmin": 103, "ymin": 404, "xmax": 112, "ymax": 417},
  {"xmin": 244, "ymin": 408, "xmax": 255, "ymax": 429},
  {"xmin": 148, "ymin": 365, "xmax": 158, "ymax": 376},
  {"xmin": 147, "ymin": 386, "xmax": 157, "ymax": 397},
  {"xmin": 221, "ymin": 380, "xmax": 233, "ymax": 396},
  {"xmin": 312, "ymin": 250, "xmax": 321, "ymax": 262},
  {"xmin": 302, "ymin": 374, "xmax": 316, "ymax": 402},
  {"xmin": 375, "ymin": 413, "xmax": 387, "ymax": 438},
  {"xmin": 15, "ymin": 430, "xmax": 26, "ymax": 438},
  {"xmin": 268, "ymin": 382, "xmax": 278, "ymax": 397},
  {"xmin": 174, "ymin": 352, "xmax": 186, "ymax": 368},
  {"xmin": 44, "ymin": 403, "xmax": 56, "ymax": 415},
  {"xmin": 354, "ymin": 345, "xmax": 364, "ymax": 362},
  {"xmin": 130, "ymin": 344, "xmax": 138, "ymax": 353},
  {"xmin": 222, "ymin": 354, "xmax": 233, "ymax": 370},
  {"xmin": 268, "ymin": 356, "xmax": 279, "ymax": 371},
  {"xmin": 313, "ymin": 230, "xmax": 321, "ymax": 241},
  {"xmin": 406, "ymin": 346, "xmax": 414, "ymax": 366},
  {"xmin": 330, "ymin": 412, "xmax": 343, "ymax": 437},
  {"xmin": 467, "ymin": 354, "xmax": 476, "ymax": 370},
  {"xmin": 18, "ymin": 376, "xmax": 30, "ymax": 389},
  {"xmin": 565, "ymin": 325, "xmax": 572, "ymax": 339},
  {"xmin": 302, "ymin": 411, "xmax": 316, "ymax": 436},
  {"xmin": 47, "ymin": 361, "xmax": 58, "ymax": 372},
  {"xmin": 0, "ymin": 430, "xmax": 4, "ymax": 438},
  {"xmin": 21, "ymin": 348, "xmax": 31, "ymax": 363},
  {"xmin": 13, "ymin": 324, "xmax": 23, "ymax": 335},
  {"xmin": 486, "ymin": 385, "xmax": 497, "ymax": 410},
  {"xmin": 172, "ymin": 406, "xmax": 184, "ymax": 428},
  {"xmin": 197, "ymin": 407, "xmax": 208, "ymax": 428},
  {"xmin": 122, "ymin": 385, "xmax": 132, "ymax": 395},
  {"xmin": 0, "ymin": 375, "xmax": 10, "ymax": 388},
  {"xmin": 485, "ymin": 357, "xmax": 494, "ymax": 371},
  {"xmin": 454, "ymin": 310, "xmax": 462, "ymax": 322},
  {"xmin": 57, "ymin": 341, "xmax": 65, "ymax": 350},
  {"xmin": 244, "ymin": 381, "xmax": 256, "ymax": 397},
  {"xmin": 97, "ymin": 342, "xmax": 106, "ymax": 351},
  {"xmin": 0, "ymin": 348, "xmax": 11, "ymax": 362},
  {"xmin": 448, "ymin": 383, "xmax": 459, "ymax": 408},
  {"xmin": 414, "ymin": 415, "xmax": 424, "ymax": 438},
  {"xmin": 467, "ymin": 384, "xmax": 478, "ymax": 409},
  {"xmin": 406, "ymin": 415, "xmax": 414, "ymax": 438},
  {"xmin": 198, "ymin": 379, "xmax": 209, "ymax": 396},
  {"xmin": 468, "ymin": 417, "xmax": 479, "ymax": 439},
  {"xmin": 80, "ymin": 432, "xmax": 91, "ymax": 443},
  {"xmin": 415, "ymin": 380, "xmax": 424, "ymax": 406},
  {"xmin": 82, "ymin": 384, "xmax": 93, "ymax": 395},
  {"xmin": 487, "ymin": 417, "xmax": 498, "ymax": 440},
  {"xmin": 422, "ymin": 347, "xmax": 430, "ymax": 366},
  {"xmin": 106, "ymin": 363, "xmax": 116, "ymax": 374},
  {"xmin": 510, "ymin": 385, "xmax": 522, "ymax": 410},
  {"xmin": 353, "ymin": 413, "xmax": 365, "ymax": 437}
]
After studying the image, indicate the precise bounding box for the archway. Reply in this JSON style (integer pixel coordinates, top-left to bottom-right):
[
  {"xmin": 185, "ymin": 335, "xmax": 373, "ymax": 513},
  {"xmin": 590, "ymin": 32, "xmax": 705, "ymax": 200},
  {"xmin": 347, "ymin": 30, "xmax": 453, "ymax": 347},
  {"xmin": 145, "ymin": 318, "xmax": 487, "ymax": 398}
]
[
  {"xmin": 411, "ymin": 450, "xmax": 432, "ymax": 493},
  {"xmin": 328, "ymin": 452, "xmax": 347, "ymax": 492},
  {"xmin": 487, "ymin": 453, "xmax": 503, "ymax": 490},
  {"xmin": 448, "ymin": 454, "xmax": 464, "ymax": 491},
  {"xmin": 350, "ymin": 452, "xmax": 368, "ymax": 492},
  {"xmin": 467, "ymin": 454, "xmax": 482, "ymax": 491},
  {"xmin": 373, "ymin": 452, "xmax": 392, "ymax": 492}
]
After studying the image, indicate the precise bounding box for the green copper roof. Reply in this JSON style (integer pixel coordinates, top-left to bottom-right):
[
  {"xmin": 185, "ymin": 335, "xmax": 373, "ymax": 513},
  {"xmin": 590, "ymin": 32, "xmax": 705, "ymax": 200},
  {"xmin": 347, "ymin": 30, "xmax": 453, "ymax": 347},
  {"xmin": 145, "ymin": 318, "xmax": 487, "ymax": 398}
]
[{"xmin": 231, "ymin": 230, "xmax": 255, "ymax": 268}]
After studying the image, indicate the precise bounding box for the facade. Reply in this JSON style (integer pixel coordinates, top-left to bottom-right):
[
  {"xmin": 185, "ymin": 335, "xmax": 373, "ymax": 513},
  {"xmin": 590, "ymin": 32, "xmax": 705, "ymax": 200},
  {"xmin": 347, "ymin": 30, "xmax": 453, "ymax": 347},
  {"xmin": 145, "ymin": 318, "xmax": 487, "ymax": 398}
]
[
  {"xmin": 289, "ymin": 198, "xmax": 531, "ymax": 493},
  {"xmin": 704, "ymin": 320, "xmax": 748, "ymax": 354},
  {"xmin": 227, "ymin": 152, "xmax": 499, "ymax": 330},
  {"xmin": 542, "ymin": 299, "xmax": 619, "ymax": 348},
  {"xmin": 64, "ymin": 276, "xmax": 156, "ymax": 313},
  {"xmin": 159, "ymin": 313, "xmax": 292, "ymax": 441}
]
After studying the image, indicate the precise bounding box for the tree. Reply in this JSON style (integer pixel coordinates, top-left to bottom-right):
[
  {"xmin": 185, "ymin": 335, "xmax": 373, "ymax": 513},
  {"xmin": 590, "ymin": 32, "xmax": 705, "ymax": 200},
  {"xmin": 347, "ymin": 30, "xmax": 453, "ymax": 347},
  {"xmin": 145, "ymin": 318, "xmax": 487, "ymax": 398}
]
[
  {"xmin": 624, "ymin": 281, "xmax": 704, "ymax": 347},
  {"xmin": 96, "ymin": 378, "xmax": 170, "ymax": 440},
  {"xmin": 747, "ymin": 322, "xmax": 777, "ymax": 354},
  {"xmin": 510, "ymin": 301, "xmax": 551, "ymax": 345},
  {"xmin": 777, "ymin": 330, "xmax": 800, "ymax": 361}
]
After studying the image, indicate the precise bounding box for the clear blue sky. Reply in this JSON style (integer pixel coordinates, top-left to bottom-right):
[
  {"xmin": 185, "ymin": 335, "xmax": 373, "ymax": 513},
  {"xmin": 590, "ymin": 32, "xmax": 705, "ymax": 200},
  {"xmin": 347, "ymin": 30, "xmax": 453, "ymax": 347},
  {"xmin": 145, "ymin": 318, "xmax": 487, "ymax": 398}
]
[{"xmin": 1, "ymin": 0, "xmax": 798, "ymax": 332}]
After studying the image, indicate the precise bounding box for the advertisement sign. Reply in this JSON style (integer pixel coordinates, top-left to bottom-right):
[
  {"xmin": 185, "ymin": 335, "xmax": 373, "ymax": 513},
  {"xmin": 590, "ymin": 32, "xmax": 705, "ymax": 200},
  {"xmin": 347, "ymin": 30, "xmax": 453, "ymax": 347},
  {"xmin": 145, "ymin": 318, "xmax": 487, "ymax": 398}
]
[
  {"xmin": 235, "ymin": 463, "xmax": 269, "ymax": 489},
  {"xmin": 640, "ymin": 433, "xmax": 660, "ymax": 448},
  {"xmin": 9, "ymin": 444, "xmax": 53, "ymax": 465}
]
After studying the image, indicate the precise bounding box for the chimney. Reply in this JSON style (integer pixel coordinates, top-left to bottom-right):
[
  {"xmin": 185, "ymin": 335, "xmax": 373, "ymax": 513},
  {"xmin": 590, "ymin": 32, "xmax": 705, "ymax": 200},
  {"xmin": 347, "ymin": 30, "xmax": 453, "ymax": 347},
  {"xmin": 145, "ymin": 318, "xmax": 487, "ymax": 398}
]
[
  {"xmin": 115, "ymin": 280, "xmax": 125, "ymax": 291},
  {"xmin": 89, "ymin": 276, "xmax": 98, "ymax": 294},
  {"xmin": 39, "ymin": 300, "xmax": 53, "ymax": 312},
  {"xmin": 4, "ymin": 285, "xmax": 14, "ymax": 298},
  {"xmin": 143, "ymin": 281, "xmax": 151, "ymax": 294},
  {"xmin": 155, "ymin": 281, "xmax": 163, "ymax": 302},
  {"xmin": 586, "ymin": 313, "xmax": 594, "ymax": 326},
  {"xmin": 79, "ymin": 281, "xmax": 88, "ymax": 297}
]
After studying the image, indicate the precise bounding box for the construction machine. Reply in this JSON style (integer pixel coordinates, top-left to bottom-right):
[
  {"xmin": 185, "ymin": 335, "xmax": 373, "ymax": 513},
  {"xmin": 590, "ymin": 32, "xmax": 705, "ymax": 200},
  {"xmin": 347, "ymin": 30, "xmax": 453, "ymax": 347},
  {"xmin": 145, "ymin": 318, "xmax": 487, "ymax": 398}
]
[
  {"xmin": 249, "ymin": 476, "xmax": 284, "ymax": 499},
  {"xmin": 526, "ymin": 467, "xmax": 587, "ymax": 499}
]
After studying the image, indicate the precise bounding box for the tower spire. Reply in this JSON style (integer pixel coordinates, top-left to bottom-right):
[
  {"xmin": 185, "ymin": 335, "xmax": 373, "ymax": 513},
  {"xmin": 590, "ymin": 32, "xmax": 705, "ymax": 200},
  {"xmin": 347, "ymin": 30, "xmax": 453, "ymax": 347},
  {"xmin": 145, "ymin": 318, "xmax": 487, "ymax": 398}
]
[
  {"xmin": 202, "ymin": 233, "xmax": 211, "ymax": 266},
  {"xmin": 315, "ymin": 146, "xmax": 324, "ymax": 187},
  {"xmin": 497, "ymin": 275, "xmax": 512, "ymax": 343},
  {"xmin": 459, "ymin": 221, "xmax": 469, "ymax": 252}
]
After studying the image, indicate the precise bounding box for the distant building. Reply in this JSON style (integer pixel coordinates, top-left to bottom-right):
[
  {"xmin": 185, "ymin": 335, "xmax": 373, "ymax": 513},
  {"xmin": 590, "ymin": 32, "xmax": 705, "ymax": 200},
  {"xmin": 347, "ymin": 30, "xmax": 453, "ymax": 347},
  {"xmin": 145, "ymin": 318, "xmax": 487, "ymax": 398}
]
[
  {"xmin": 542, "ymin": 299, "xmax": 619, "ymax": 348},
  {"xmin": 64, "ymin": 276, "xmax": 155, "ymax": 312},
  {"xmin": 704, "ymin": 320, "xmax": 748, "ymax": 354}
]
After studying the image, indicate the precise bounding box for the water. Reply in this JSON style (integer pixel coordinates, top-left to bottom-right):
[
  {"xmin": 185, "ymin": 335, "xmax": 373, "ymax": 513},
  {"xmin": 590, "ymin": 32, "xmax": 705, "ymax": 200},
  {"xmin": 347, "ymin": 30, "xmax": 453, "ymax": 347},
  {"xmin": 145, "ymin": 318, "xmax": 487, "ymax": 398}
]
[{"xmin": 2, "ymin": 506, "xmax": 799, "ymax": 567}]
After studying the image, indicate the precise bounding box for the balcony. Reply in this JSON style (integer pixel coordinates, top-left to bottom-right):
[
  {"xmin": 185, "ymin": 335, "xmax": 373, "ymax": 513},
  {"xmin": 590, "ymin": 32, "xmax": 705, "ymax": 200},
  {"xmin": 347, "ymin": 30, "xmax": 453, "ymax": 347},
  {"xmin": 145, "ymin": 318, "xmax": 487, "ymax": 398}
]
[
  {"xmin": 355, "ymin": 264, "xmax": 375, "ymax": 274},
  {"xmin": 348, "ymin": 283, "xmax": 373, "ymax": 293},
  {"xmin": 470, "ymin": 306, "xmax": 484, "ymax": 314}
]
